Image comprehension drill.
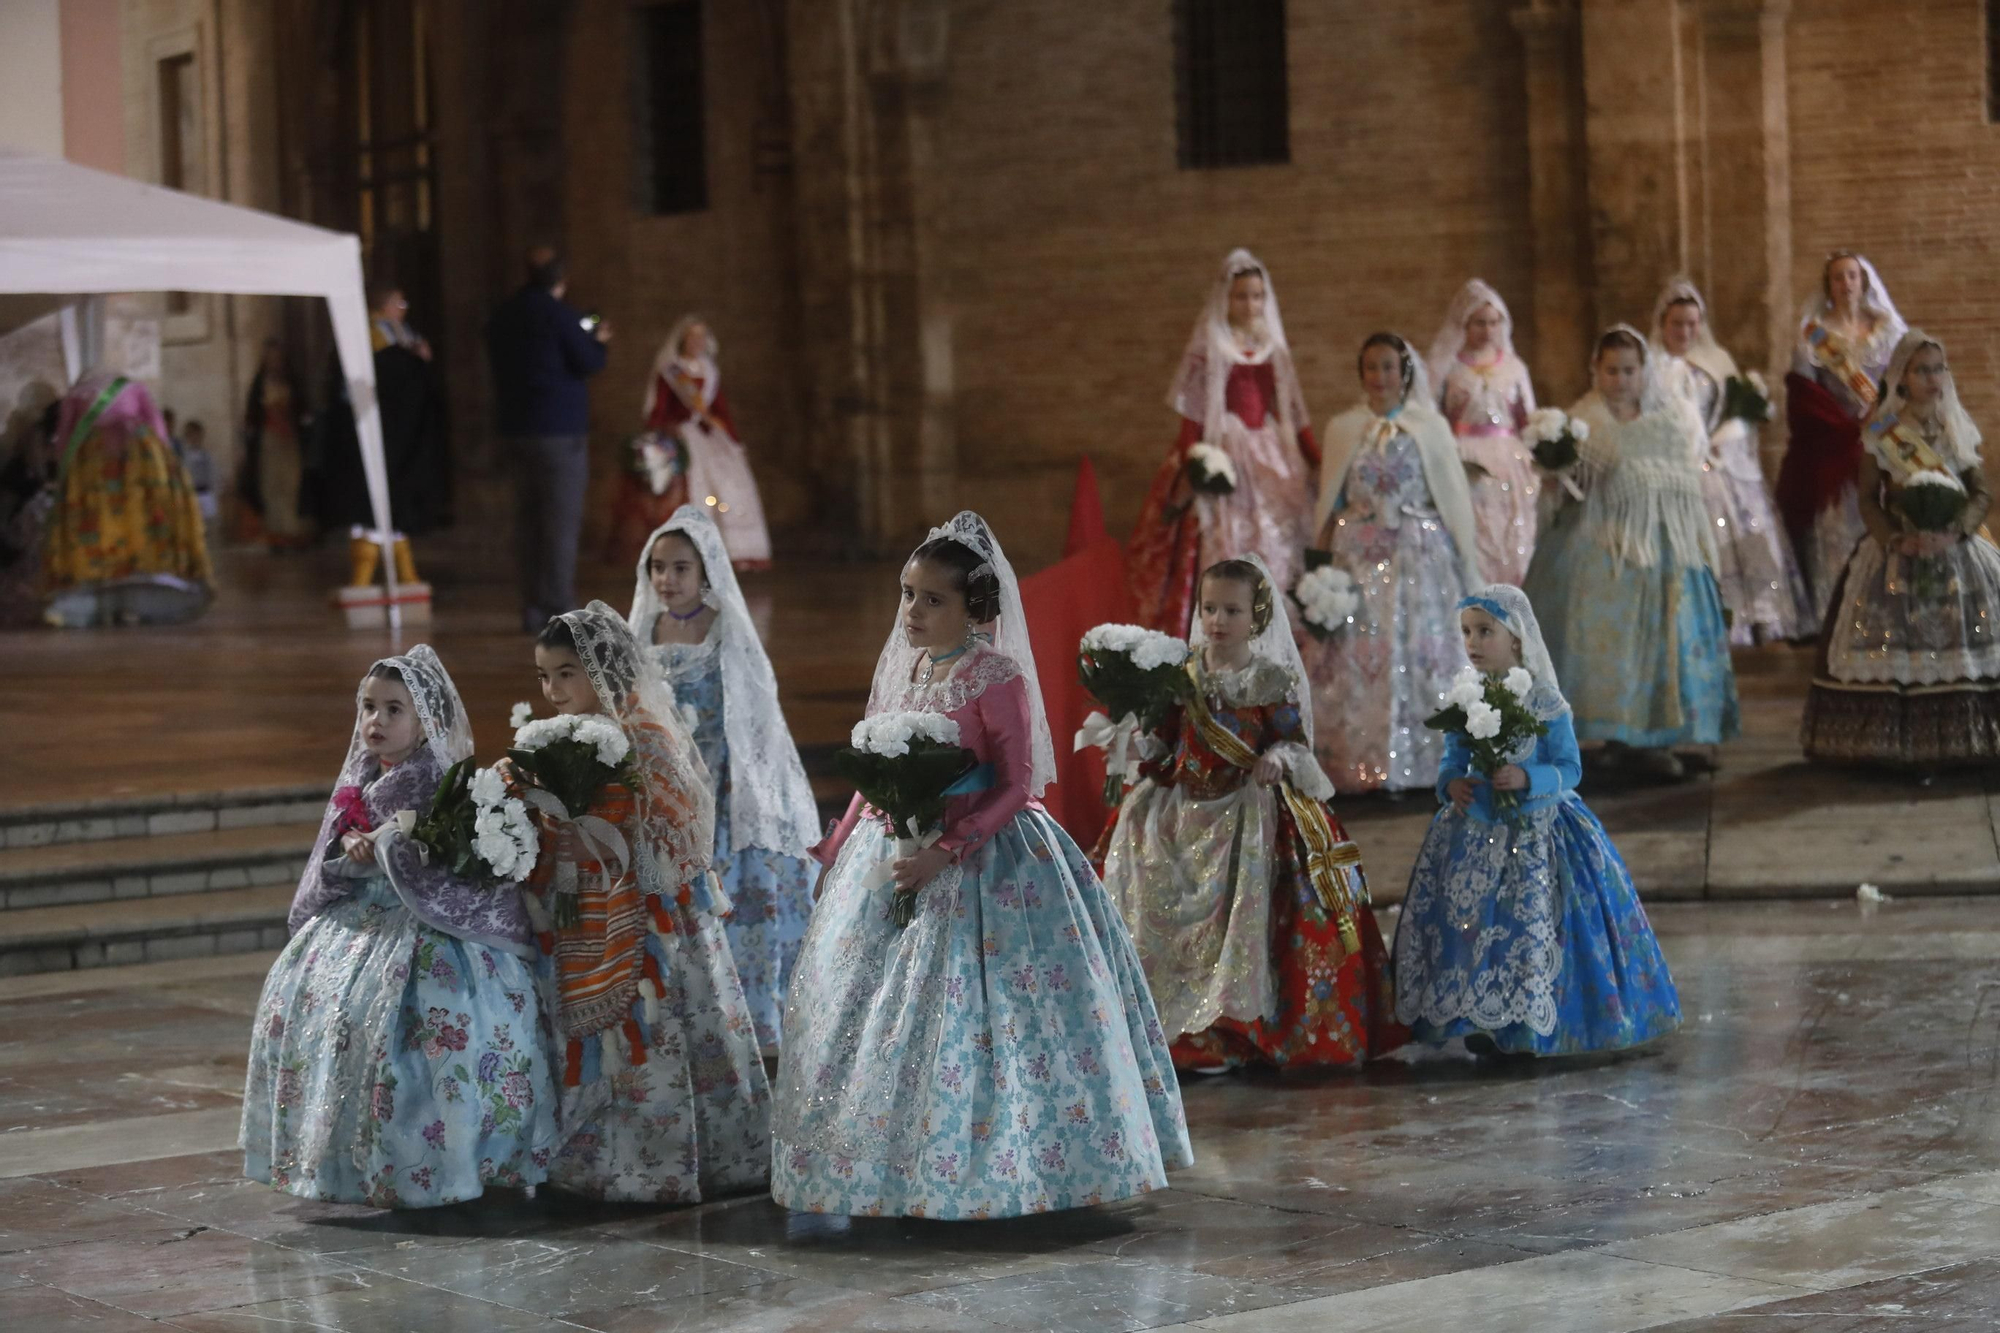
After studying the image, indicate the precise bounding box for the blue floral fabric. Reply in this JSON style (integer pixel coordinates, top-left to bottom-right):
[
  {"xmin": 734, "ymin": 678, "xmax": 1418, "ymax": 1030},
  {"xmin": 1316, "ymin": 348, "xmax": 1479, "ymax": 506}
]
[
  {"xmin": 771, "ymin": 807, "xmax": 1193, "ymax": 1219},
  {"xmin": 1522, "ymin": 505, "xmax": 1741, "ymax": 746},
  {"xmin": 242, "ymin": 877, "xmax": 558, "ymax": 1207},
  {"xmin": 1393, "ymin": 715, "xmax": 1683, "ymax": 1056},
  {"xmin": 664, "ymin": 644, "xmax": 814, "ymax": 1052}
]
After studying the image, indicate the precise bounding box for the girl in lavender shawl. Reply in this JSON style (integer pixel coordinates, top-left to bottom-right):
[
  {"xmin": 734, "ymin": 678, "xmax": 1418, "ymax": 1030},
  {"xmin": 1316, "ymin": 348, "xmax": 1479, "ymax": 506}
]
[{"xmin": 241, "ymin": 647, "xmax": 558, "ymax": 1207}]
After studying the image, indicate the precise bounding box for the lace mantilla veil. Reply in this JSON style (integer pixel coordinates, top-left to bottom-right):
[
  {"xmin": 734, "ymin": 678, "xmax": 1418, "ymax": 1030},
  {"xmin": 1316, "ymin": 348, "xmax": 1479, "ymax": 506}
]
[
  {"xmin": 1799, "ymin": 252, "xmax": 1904, "ymax": 345},
  {"xmin": 1864, "ymin": 329, "xmax": 1984, "ymax": 474},
  {"xmin": 866, "ymin": 511, "xmax": 1056, "ymax": 798},
  {"xmin": 553, "ymin": 601, "xmax": 717, "ymax": 893},
  {"xmin": 1166, "ymin": 247, "xmax": 1310, "ymax": 451},
  {"xmin": 1425, "ymin": 278, "xmax": 1524, "ymax": 401},
  {"xmin": 1184, "ymin": 552, "xmax": 1336, "ymax": 800},
  {"xmin": 628, "ymin": 507, "xmax": 820, "ymax": 853},
  {"xmin": 290, "ymin": 646, "xmax": 473, "ymax": 930},
  {"xmin": 641, "ymin": 313, "xmax": 719, "ymax": 421},
  {"xmin": 1456, "ymin": 583, "xmax": 1569, "ymax": 726}
]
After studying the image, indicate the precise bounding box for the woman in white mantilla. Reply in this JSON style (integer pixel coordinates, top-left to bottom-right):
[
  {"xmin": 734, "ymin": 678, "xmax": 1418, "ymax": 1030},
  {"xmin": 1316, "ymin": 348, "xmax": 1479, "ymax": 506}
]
[
  {"xmin": 1522, "ymin": 325, "xmax": 1740, "ymax": 779},
  {"xmin": 629, "ymin": 506, "xmax": 818, "ymax": 1052},
  {"xmin": 1426, "ymin": 279, "xmax": 1541, "ymax": 584},
  {"xmin": 1801, "ymin": 330, "xmax": 2000, "ymax": 769},
  {"xmin": 1307, "ymin": 332, "xmax": 1484, "ymax": 794},
  {"xmin": 1650, "ymin": 276, "xmax": 1810, "ymax": 644}
]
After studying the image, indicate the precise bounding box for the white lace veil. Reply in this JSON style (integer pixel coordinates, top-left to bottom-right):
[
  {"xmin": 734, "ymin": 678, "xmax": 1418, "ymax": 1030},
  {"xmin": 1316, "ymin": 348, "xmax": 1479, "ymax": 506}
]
[
  {"xmin": 1456, "ymin": 584, "xmax": 1569, "ymax": 722},
  {"xmin": 1798, "ymin": 252, "xmax": 1904, "ymax": 336},
  {"xmin": 1165, "ymin": 247, "xmax": 1309, "ymax": 449},
  {"xmin": 1573, "ymin": 323, "xmax": 1685, "ymax": 444},
  {"xmin": 1864, "ymin": 329, "xmax": 1984, "ymax": 474},
  {"xmin": 551, "ymin": 601, "xmax": 716, "ymax": 888},
  {"xmin": 1648, "ymin": 277, "xmax": 1730, "ymax": 365},
  {"xmin": 642, "ymin": 313, "xmax": 719, "ymax": 420},
  {"xmin": 1425, "ymin": 279, "xmax": 1519, "ymax": 400},
  {"xmin": 866, "ymin": 510, "xmax": 1056, "ymax": 798},
  {"xmin": 329, "ymin": 645, "xmax": 473, "ymax": 792},
  {"xmin": 628, "ymin": 508, "xmax": 820, "ymax": 853}
]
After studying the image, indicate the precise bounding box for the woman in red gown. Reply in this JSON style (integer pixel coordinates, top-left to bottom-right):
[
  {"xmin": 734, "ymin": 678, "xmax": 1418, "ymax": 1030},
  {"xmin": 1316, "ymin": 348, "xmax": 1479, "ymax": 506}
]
[
  {"xmin": 1127, "ymin": 250, "xmax": 1319, "ymax": 634},
  {"xmin": 603, "ymin": 317, "xmax": 772, "ymax": 571}
]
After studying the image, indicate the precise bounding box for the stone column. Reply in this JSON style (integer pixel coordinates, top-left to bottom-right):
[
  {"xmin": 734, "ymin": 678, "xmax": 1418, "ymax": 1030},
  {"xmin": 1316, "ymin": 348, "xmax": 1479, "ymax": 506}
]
[
  {"xmin": 1511, "ymin": 0, "xmax": 1595, "ymax": 402},
  {"xmin": 1697, "ymin": 0, "xmax": 1792, "ymax": 389},
  {"xmin": 1578, "ymin": 0, "xmax": 1691, "ymax": 334}
]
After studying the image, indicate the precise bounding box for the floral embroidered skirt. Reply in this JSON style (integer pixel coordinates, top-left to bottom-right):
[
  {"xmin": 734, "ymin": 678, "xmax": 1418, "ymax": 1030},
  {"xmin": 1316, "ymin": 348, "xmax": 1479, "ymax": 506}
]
[
  {"xmin": 537, "ymin": 890, "xmax": 772, "ymax": 1203},
  {"xmin": 1800, "ymin": 535, "xmax": 2000, "ymax": 769},
  {"xmin": 1393, "ymin": 797, "xmax": 1682, "ymax": 1056},
  {"xmin": 241, "ymin": 878, "xmax": 557, "ymax": 1207},
  {"xmin": 1459, "ymin": 431, "xmax": 1539, "ymax": 586},
  {"xmin": 772, "ymin": 808, "xmax": 1192, "ymax": 1219},
  {"xmin": 1699, "ymin": 426, "xmax": 1809, "ymax": 644},
  {"xmin": 1103, "ymin": 780, "xmax": 1402, "ymax": 1071}
]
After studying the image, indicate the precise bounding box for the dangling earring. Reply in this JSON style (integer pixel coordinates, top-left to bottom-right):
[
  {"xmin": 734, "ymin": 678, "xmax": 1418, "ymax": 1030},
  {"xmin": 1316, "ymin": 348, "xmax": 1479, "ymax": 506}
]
[
  {"xmin": 963, "ymin": 622, "xmax": 977, "ymax": 649},
  {"xmin": 700, "ymin": 580, "xmax": 719, "ymax": 609}
]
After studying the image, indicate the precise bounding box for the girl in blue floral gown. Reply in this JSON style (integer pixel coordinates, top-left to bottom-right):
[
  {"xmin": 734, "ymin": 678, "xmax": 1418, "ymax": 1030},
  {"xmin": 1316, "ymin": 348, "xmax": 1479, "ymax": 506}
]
[
  {"xmin": 1393, "ymin": 586, "xmax": 1682, "ymax": 1056},
  {"xmin": 772, "ymin": 512, "xmax": 1191, "ymax": 1219},
  {"xmin": 630, "ymin": 507, "xmax": 818, "ymax": 1053},
  {"xmin": 1523, "ymin": 324, "xmax": 1740, "ymax": 780},
  {"xmin": 242, "ymin": 647, "xmax": 557, "ymax": 1207}
]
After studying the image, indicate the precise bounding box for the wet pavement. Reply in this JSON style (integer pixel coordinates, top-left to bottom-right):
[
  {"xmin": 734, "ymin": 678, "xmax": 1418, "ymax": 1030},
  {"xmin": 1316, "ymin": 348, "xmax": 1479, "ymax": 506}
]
[{"xmin": 3, "ymin": 897, "xmax": 1999, "ymax": 1331}]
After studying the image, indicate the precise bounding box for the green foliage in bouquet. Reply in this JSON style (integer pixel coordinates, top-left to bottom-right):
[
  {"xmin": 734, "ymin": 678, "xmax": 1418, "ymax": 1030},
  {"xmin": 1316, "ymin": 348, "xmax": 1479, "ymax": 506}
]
[
  {"xmin": 834, "ymin": 738, "xmax": 976, "ymax": 927},
  {"xmin": 1425, "ymin": 674, "xmax": 1550, "ymax": 816},
  {"xmin": 1720, "ymin": 375, "xmax": 1773, "ymax": 426},
  {"xmin": 1899, "ymin": 478, "xmax": 1969, "ymax": 533},
  {"xmin": 411, "ymin": 759, "xmax": 483, "ymax": 878}
]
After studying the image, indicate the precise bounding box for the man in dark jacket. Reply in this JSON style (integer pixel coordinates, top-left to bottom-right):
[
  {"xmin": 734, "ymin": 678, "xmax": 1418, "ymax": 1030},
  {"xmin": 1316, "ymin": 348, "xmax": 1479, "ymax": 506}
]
[{"xmin": 485, "ymin": 247, "xmax": 612, "ymax": 631}]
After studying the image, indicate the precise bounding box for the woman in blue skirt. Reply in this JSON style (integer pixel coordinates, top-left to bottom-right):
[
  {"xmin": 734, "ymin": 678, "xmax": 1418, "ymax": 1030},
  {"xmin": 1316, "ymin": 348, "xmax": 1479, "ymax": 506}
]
[{"xmin": 1393, "ymin": 585, "xmax": 1682, "ymax": 1056}]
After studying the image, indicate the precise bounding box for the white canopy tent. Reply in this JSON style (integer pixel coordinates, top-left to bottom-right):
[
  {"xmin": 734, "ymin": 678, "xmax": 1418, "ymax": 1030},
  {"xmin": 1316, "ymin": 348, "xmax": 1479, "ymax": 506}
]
[{"xmin": 0, "ymin": 145, "xmax": 402, "ymax": 619}]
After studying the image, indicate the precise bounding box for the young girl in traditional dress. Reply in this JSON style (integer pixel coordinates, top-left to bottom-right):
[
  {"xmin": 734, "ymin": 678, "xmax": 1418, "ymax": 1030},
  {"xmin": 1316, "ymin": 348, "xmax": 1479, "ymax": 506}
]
[
  {"xmin": 1523, "ymin": 326, "xmax": 1740, "ymax": 780},
  {"xmin": 1127, "ymin": 248, "xmax": 1318, "ymax": 634},
  {"xmin": 1775, "ymin": 253, "xmax": 1907, "ymax": 625},
  {"xmin": 511, "ymin": 604, "xmax": 771, "ymax": 1202},
  {"xmin": 1100, "ymin": 556, "xmax": 1403, "ymax": 1072},
  {"xmin": 243, "ymin": 647, "xmax": 557, "ymax": 1207},
  {"xmin": 1801, "ymin": 331, "xmax": 2000, "ymax": 769},
  {"xmin": 774, "ymin": 512, "xmax": 1189, "ymax": 1219},
  {"xmin": 1427, "ymin": 280, "xmax": 1540, "ymax": 584},
  {"xmin": 1394, "ymin": 587, "xmax": 1682, "ymax": 1056},
  {"xmin": 629, "ymin": 507, "xmax": 818, "ymax": 1053},
  {"xmin": 606, "ymin": 317, "xmax": 773, "ymax": 570},
  {"xmin": 1309, "ymin": 333, "xmax": 1484, "ymax": 794},
  {"xmin": 1650, "ymin": 277, "xmax": 1809, "ymax": 644}
]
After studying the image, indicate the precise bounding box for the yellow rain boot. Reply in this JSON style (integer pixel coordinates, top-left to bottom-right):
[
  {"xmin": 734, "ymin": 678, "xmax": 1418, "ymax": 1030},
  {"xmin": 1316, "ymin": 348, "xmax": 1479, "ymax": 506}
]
[
  {"xmin": 348, "ymin": 535, "xmax": 381, "ymax": 588},
  {"xmin": 392, "ymin": 536, "xmax": 420, "ymax": 586}
]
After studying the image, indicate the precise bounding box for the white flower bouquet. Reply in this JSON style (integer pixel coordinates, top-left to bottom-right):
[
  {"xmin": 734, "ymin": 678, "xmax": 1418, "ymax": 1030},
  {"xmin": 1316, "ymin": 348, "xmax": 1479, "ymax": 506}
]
[
  {"xmin": 504, "ymin": 709, "xmax": 638, "ymax": 926},
  {"xmin": 1293, "ymin": 566, "xmax": 1361, "ymax": 640},
  {"xmin": 1076, "ymin": 624, "xmax": 1192, "ymax": 804},
  {"xmin": 1898, "ymin": 469, "xmax": 1970, "ymax": 601},
  {"xmin": 836, "ymin": 711, "xmax": 977, "ymax": 927},
  {"xmin": 1185, "ymin": 442, "xmax": 1238, "ymax": 495},
  {"xmin": 1424, "ymin": 666, "xmax": 1549, "ymax": 816},
  {"xmin": 1522, "ymin": 407, "xmax": 1589, "ymax": 472},
  {"xmin": 407, "ymin": 760, "xmax": 540, "ymax": 885}
]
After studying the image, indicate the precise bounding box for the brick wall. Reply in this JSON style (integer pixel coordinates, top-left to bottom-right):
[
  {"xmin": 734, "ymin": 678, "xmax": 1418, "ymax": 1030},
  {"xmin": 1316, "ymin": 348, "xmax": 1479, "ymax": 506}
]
[
  {"xmin": 936, "ymin": 0, "xmax": 1537, "ymax": 566},
  {"xmin": 1788, "ymin": 0, "xmax": 2000, "ymax": 443}
]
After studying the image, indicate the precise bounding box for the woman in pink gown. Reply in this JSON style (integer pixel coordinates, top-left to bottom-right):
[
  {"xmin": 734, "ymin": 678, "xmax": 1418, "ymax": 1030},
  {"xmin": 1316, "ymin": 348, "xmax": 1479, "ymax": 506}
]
[{"xmin": 1426, "ymin": 280, "xmax": 1540, "ymax": 585}]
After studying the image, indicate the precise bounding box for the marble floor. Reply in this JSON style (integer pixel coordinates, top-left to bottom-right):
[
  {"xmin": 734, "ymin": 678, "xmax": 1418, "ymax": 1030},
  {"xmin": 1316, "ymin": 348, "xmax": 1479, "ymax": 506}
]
[{"xmin": 3, "ymin": 897, "xmax": 2000, "ymax": 1332}]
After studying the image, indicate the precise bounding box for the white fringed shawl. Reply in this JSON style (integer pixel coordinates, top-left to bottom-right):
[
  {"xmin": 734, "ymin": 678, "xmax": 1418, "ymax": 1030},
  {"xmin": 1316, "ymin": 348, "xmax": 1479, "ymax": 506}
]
[{"xmin": 1568, "ymin": 391, "xmax": 1717, "ymax": 572}]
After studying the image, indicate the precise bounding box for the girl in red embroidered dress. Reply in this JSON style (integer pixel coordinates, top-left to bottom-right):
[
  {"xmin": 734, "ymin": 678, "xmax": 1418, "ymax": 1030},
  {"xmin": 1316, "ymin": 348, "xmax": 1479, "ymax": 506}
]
[{"xmin": 1127, "ymin": 250, "xmax": 1319, "ymax": 634}]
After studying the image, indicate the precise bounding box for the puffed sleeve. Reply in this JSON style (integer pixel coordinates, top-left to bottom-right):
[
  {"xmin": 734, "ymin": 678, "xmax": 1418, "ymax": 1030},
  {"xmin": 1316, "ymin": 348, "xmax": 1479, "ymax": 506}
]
[
  {"xmin": 1521, "ymin": 714, "xmax": 1582, "ymax": 800},
  {"xmin": 936, "ymin": 674, "xmax": 1034, "ymax": 861},
  {"xmin": 809, "ymin": 792, "xmax": 864, "ymax": 868}
]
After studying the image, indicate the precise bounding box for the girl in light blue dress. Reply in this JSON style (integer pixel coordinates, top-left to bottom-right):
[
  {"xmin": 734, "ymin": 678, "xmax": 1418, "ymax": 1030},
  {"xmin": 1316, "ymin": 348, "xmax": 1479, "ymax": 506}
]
[
  {"xmin": 1393, "ymin": 585, "xmax": 1682, "ymax": 1056},
  {"xmin": 1523, "ymin": 324, "xmax": 1740, "ymax": 780},
  {"xmin": 242, "ymin": 648, "xmax": 557, "ymax": 1207},
  {"xmin": 630, "ymin": 507, "xmax": 818, "ymax": 1053},
  {"xmin": 773, "ymin": 512, "xmax": 1191, "ymax": 1219}
]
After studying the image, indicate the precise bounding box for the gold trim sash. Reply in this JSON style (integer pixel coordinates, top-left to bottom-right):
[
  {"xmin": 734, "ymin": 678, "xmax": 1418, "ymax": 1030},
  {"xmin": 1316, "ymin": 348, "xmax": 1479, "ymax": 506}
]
[
  {"xmin": 1802, "ymin": 319, "xmax": 1878, "ymax": 413},
  {"xmin": 1182, "ymin": 662, "xmax": 1367, "ymax": 955}
]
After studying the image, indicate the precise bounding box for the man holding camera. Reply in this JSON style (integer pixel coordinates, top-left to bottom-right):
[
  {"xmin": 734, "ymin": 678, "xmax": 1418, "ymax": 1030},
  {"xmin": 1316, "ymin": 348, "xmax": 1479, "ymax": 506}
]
[{"xmin": 486, "ymin": 246, "xmax": 612, "ymax": 632}]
